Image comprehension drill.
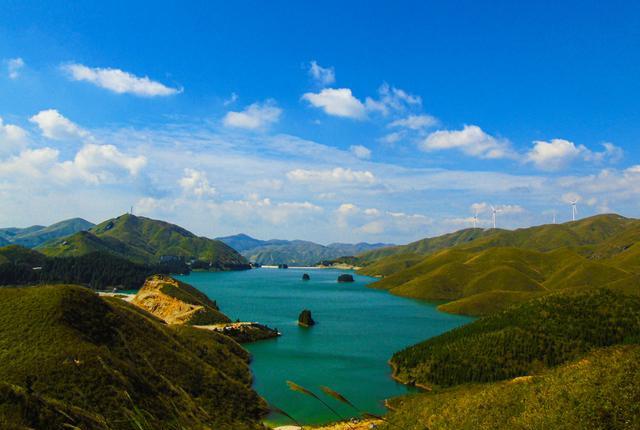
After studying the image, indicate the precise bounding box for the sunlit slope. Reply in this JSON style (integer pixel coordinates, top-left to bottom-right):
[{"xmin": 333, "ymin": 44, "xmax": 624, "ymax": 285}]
[
  {"xmin": 382, "ymin": 344, "xmax": 640, "ymax": 430},
  {"xmin": 0, "ymin": 285, "xmax": 266, "ymax": 429},
  {"xmin": 39, "ymin": 214, "xmax": 249, "ymax": 269},
  {"xmin": 363, "ymin": 214, "xmax": 640, "ymax": 315},
  {"xmin": 359, "ymin": 214, "xmax": 637, "ymax": 276}
]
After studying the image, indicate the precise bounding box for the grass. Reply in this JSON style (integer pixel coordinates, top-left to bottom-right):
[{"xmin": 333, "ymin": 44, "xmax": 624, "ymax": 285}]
[
  {"xmin": 0, "ymin": 284, "xmax": 267, "ymax": 429},
  {"xmin": 382, "ymin": 345, "xmax": 640, "ymax": 430}
]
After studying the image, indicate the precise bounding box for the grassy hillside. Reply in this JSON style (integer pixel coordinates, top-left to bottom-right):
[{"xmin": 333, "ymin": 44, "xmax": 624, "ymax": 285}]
[
  {"xmin": 0, "ymin": 285, "xmax": 267, "ymax": 429},
  {"xmin": 362, "ymin": 214, "xmax": 640, "ymax": 315},
  {"xmin": 0, "ymin": 218, "xmax": 94, "ymax": 248},
  {"xmin": 382, "ymin": 345, "xmax": 640, "ymax": 430},
  {"xmin": 39, "ymin": 214, "xmax": 250, "ymax": 270},
  {"xmin": 390, "ymin": 289, "xmax": 640, "ymax": 389}
]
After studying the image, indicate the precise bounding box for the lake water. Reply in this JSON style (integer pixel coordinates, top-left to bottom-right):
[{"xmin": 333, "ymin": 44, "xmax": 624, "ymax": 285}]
[{"xmin": 178, "ymin": 268, "xmax": 472, "ymax": 426}]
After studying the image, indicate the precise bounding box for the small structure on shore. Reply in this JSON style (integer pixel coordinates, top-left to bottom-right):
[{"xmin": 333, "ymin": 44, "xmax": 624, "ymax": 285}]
[
  {"xmin": 298, "ymin": 309, "xmax": 315, "ymax": 327},
  {"xmin": 337, "ymin": 274, "xmax": 355, "ymax": 283},
  {"xmin": 302, "ymin": 273, "xmax": 311, "ymax": 281},
  {"xmin": 278, "ymin": 263, "xmax": 289, "ymax": 269}
]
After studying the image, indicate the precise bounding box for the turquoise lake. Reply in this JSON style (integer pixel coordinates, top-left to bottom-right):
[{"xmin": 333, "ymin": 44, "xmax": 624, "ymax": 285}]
[{"xmin": 178, "ymin": 268, "xmax": 472, "ymax": 426}]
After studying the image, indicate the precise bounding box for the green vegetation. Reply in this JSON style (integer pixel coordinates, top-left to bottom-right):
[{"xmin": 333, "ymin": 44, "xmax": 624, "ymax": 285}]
[
  {"xmin": 360, "ymin": 214, "xmax": 640, "ymax": 316},
  {"xmin": 382, "ymin": 345, "xmax": 640, "ymax": 430},
  {"xmin": 0, "ymin": 285, "xmax": 267, "ymax": 429},
  {"xmin": 0, "ymin": 218, "xmax": 94, "ymax": 248},
  {"xmin": 38, "ymin": 214, "xmax": 250, "ymax": 270},
  {"xmin": 0, "ymin": 246, "xmax": 188, "ymax": 289},
  {"xmin": 390, "ymin": 289, "xmax": 640, "ymax": 388}
]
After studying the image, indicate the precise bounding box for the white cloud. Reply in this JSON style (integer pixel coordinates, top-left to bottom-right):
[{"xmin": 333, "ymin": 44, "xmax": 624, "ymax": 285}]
[
  {"xmin": 470, "ymin": 202, "xmax": 524, "ymax": 215},
  {"xmin": 350, "ymin": 145, "xmax": 371, "ymax": 159},
  {"xmin": 302, "ymin": 83, "xmax": 422, "ymax": 120},
  {"xmin": 526, "ymin": 139, "xmax": 623, "ymax": 171},
  {"xmin": 287, "ymin": 167, "xmax": 376, "ymax": 184},
  {"xmin": 7, "ymin": 58, "xmax": 24, "ymax": 79},
  {"xmin": 390, "ymin": 114, "xmax": 439, "ymax": 130},
  {"xmin": 214, "ymin": 194, "xmax": 323, "ymax": 225},
  {"xmin": 421, "ymin": 125, "xmax": 513, "ymax": 159},
  {"xmin": 57, "ymin": 144, "xmax": 147, "ymax": 184},
  {"xmin": 0, "ymin": 117, "xmax": 29, "ymax": 155},
  {"xmin": 302, "ymin": 88, "xmax": 367, "ymax": 119},
  {"xmin": 223, "ymin": 100, "xmax": 282, "ymax": 130},
  {"xmin": 179, "ymin": 168, "xmax": 216, "ymax": 197},
  {"xmin": 0, "ymin": 147, "xmax": 59, "ymax": 178},
  {"xmin": 29, "ymin": 109, "xmax": 90, "ymax": 140},
  {"xmin": 379, "ymin": 131, "xmax": 404, "ymax": 144},
  {"xmin": 62, "ymin": 63, "xmax": 181, "ymax": 97},
  {"xmin": 308, "ymin": 61, "xmax": 335, "ymax": 86}
]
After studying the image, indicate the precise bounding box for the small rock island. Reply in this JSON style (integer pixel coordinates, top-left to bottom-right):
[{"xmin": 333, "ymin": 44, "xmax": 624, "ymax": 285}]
[
  {"xmin": 302, "ymin": 273, "xmax": 311, "ymax": 281},
  {"xmin": 298, "ymin": 309, "xmax": 315, "ymax": 327},
  {"xmin": 337, "ymin": 274, "xmax": 355, "ymax": 283}
]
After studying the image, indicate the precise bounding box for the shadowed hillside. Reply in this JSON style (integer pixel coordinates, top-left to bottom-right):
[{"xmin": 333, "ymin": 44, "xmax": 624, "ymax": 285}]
[
  {"xmin": 0, "ymin": 285, "xmax": 267, "ymax": 429},
  {"xmin": 0, "ymin": 218, "xmax": 94, "ymax": 248}
]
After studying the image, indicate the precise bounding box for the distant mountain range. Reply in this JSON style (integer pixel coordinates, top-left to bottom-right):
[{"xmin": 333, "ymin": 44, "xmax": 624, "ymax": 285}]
[
  {"xmin": 0, "ymin": 218, "xmax": 94, "ymax": 248},
  {"xmin": 216, "ymin": 233, "xmax": 393, "ymax": 266},
  {"xmin": 36, "ymin": 214, "xmax": 249, "ymax": 270}
]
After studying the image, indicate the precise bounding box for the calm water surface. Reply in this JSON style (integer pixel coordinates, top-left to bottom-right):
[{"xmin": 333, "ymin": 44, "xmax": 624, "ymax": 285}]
[{"xmin": 178, "ymin": 268, "xmax": 472, "ymax": 425}]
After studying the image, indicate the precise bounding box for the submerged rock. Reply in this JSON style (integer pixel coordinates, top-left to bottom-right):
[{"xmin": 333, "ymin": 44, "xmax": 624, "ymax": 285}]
[
  {"xmin": 298, "ymin": 309, "xmax": 315, "ymax": 327},
  {"xmin": 302, "ymin": 273, "xmax": 311, "ymax": 281},
  {"xmin": 337, "ymin": 274, "xmax": 355, "ymax": 283}
]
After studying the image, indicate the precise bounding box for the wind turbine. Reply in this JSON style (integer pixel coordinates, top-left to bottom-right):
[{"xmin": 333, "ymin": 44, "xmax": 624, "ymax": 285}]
[
  {"xmin": 490, "ymin": 205, "xmax": 501, "ymax": 229},
  {"xmin": 473, "ymin": 210, "xmax": 479, "ymax": 228},
  {"xmin": 570, "ymin": 200, "xmax": 578, "ymax": 221},
  {"xmin": 552, "ymin": 210, "xmax": 557, "ymax": 224}
]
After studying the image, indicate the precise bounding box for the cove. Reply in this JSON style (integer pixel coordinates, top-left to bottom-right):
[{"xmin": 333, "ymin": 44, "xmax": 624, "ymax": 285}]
[{"xmin": 178, "ymin": 268, "xmax": 472, "ymax": 426}]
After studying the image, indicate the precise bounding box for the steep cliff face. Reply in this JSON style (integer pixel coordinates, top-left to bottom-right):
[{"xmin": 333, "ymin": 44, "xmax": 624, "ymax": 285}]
[{"xmin": 132, "ymin": 275, "xmax": 231, "ymax": 325}]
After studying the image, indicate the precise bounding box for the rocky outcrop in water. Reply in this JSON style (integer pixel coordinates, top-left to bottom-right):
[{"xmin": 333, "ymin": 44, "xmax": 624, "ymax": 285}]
[
  {"xmin": 337, "ymin": 274, "xmax": 355, "ymax": 283},
  {"xmin": 302, "ymin": 273, "xmax": 311, "ymax": 281},
  {"xmin": 298, "ymin": 309, "xmax": 315, "ymax": 327}
]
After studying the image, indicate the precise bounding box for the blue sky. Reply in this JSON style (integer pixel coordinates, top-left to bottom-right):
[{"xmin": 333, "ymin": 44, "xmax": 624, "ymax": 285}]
[{"xmin": 1, "ymin": 1, "xmax": 639, "ymax": 243}]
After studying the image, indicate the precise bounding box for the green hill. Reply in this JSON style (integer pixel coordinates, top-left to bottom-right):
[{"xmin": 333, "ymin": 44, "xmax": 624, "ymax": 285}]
[
  {"xmin": 390, "ymin": 289, "xmax": 640, "ymax": 389},
  {"xmin": 362, "ymin": 214, "xmax": 640, "ymax": 315},
  {"xmin": 382, "ymin": 344, "xmax": 640, "ymax": 430},
  {"xmin": 0, "ymin": 284, "xmax": 267, "ymax": 429},
  {"xmin": 39, "ymin": 214, "xmax": 250, "ymax": 270},
  {"xmin": 0, "ymin": 218, "xmax": 94, "ymax": 248}
]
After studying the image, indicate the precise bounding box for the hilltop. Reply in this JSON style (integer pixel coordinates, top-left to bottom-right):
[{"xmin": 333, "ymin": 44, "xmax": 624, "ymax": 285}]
[
  {"xmin": 360, "ymin": 214, "xmax": 640, "ymax": 315},
  {"xmin": 0, "ymin": 218, "xmax": 94, "ymax": 248},
  {"xmin": 39, "ymin": 214, "xmax": 250, "ymax": 270},
  {"xmin": 0, "ymin": 284, "xmax": 267, "ymax": 429},
  {"xmin": 217, "ymin": 233, "xmax": 391, "ymax": 266}
]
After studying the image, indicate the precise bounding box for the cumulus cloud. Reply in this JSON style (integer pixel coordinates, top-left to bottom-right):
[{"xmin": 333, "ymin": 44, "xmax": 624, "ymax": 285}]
[
  {"xmin": 421, "ymin": 125, "xmax": 513, "ymax": 159},
  {"xmin": 0, "ymin": 117, "xmax": 28, "ymax": 155},
  {"xmin": 29, "ymin": 109, "xmax": 90, "ymax": 140},
  {"xmin": 215, "ymin": 194, "xmax": 323, "ymax": 225},
  {"xmin": 223, "ymin": 100, "xmax": 282, "ymax": 130},
  {"xmin": 365, "ymin": 83, "xmax": 422, "ymax": 116},
  {"xmin": 287, "ymin": 167, "xmax": 376, "ymax": 184},
  {"xmin": 525, "ymin": 139, "xmax": 623, "ymax": 171},
  {"xmin": 470, "ymin": 202, "xmax": 524, "ymax": 215},
  {"xmin": 179, "ymin": 168, "xmax": 216, "ymax": 197},
  {"xmin": 7, "ymin": 58, "xmax": 24, "ymax": 79},
  {"xmin": 308, "ymin": 61, "xmax": 335, "ymax": 86},
  {"xmin": 302, "ymin": 88, "xmax": 367, "ymax": 119},
  {"xmin": 62, "ymin": 63, "xmax": 181, "ymax": 97},
  {"xmin": 57, "ymin": 144, "xmax": 147, "ymax": 184},
  {"xmin": 350, "ymin": 145, "xmax": 371, "ymax": 159},
  {"xmin": 390, "ymin": 114, "xmax": 439, "ymax": 130}
]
